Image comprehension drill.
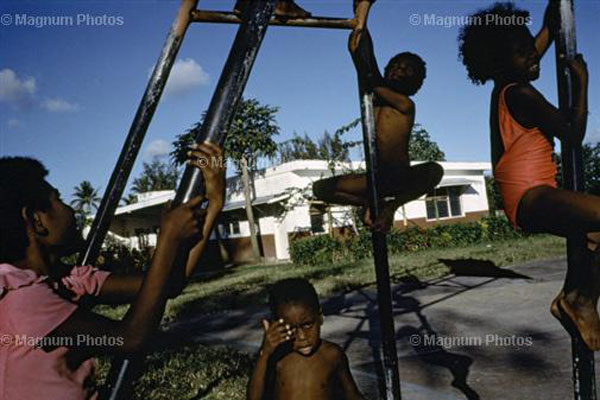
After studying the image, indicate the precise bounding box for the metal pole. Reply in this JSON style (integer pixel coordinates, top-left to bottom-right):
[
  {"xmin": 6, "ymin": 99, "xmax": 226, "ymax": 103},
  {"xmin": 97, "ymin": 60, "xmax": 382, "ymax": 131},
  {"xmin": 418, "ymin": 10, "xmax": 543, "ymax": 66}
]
[
  {"xmin": 78, "ymin": 0, "xmax": 198, "ymax": 267},
  {"xmin": 554, "ymin": 1, "xmax": 596, "ymax": 399},
  {"xmin": 105, "ymin": 2, "xmax": 277, "ymax": 399},
  {"xmin": 174, "ymin": 0, "xmax": 276, "ymax": 205},
  {"xmin": 190, "ymin": 9, "xmax": 356, "ymax": 30},
  {"xmin": 357, "ymin": 90, "xmax": 402, "ymax": 399}
]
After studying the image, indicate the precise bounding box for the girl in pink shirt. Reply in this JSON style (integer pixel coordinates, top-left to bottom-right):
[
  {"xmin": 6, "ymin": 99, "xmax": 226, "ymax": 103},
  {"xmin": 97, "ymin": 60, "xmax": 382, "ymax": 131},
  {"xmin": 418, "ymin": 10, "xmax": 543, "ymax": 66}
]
[{"xmin": 0, "ymin": 143, "xmax": 225, "ymax": 400}]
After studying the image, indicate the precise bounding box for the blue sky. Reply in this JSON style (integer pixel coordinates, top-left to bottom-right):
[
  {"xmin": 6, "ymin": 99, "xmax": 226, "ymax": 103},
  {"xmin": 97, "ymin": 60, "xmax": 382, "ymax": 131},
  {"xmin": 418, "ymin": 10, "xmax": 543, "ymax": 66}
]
[{"xmin": 1, "ymin": 0, "xmax": 599, "ymax": 203}]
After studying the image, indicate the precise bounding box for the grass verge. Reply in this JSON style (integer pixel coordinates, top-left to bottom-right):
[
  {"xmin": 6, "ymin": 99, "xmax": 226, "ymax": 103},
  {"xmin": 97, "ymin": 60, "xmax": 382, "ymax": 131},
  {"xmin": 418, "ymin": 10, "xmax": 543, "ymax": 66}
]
[{"xmin": 96, "ymin": 234, "xmax": 565, "ymax": 322}]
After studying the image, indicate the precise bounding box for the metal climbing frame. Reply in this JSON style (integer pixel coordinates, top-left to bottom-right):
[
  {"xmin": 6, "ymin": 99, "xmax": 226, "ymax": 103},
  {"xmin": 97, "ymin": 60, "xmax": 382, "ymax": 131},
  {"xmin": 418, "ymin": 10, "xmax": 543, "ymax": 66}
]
[
  {"xmin": 554, "ymin": 1, "xmax": 596, "ymax": 399},
  {"xmin": 78, "ymin": 1, "xmax": 402, "ymax": 399}
]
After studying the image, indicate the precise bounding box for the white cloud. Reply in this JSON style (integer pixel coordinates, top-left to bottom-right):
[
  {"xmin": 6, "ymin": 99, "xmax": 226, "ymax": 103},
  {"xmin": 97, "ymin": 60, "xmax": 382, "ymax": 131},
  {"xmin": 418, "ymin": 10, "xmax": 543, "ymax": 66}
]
[
  {"xmin": 162, "ymin": 58, "xmax": 209, "ymax": 97},
  {"xmin": 41, "ymin": 98, "xmax": 80, "ymax": 112},
  {"xmin": 7, "ymin": 119, "xmax": 21, "ymax": 128},
  {"xmin": 146, "ymin": 139, "xmax": 171, "ymax": 157},
  {"xmin": 0, "ymin": 69, "xmax": 36, "ymax": 108}
]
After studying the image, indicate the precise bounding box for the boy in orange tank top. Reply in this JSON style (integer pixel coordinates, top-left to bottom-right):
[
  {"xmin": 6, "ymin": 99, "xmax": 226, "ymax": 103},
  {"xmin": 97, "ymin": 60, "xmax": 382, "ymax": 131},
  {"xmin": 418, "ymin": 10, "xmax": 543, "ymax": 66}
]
[{"xmin": 459, "ymin": 2, "xmax": 600, "ymax": 350}]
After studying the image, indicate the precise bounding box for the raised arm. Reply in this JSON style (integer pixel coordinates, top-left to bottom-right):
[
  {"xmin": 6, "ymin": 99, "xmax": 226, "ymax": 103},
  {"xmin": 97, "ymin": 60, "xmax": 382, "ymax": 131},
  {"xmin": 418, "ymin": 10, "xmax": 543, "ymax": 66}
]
[
  {"xmin": 96, "ymin": 142, "xmax": 225, "ymax": 303},
  {"xmin": 182, "ymin": 142, "xmax": 225, "ymax": 279},
  {"xmin": 247, "ymin": 319, "xmax": 291, "ymax": 400},
  {"xmin": 506, "ymin": 55, "xmax": 588, "ymax": 144},
  {"xmin": 349, "ymin": 1, "xmax": 413, "ymax": 114},
  {"xmin": 348, "ymin": 1, "xmax": 380, "ymax": 92},
  {"xmin": 535, "ymin": 0, "xmax": 559, "ymax": 58},
  {"xmin": 48, "ymin": 196, "xmax": 207, "ymax": 356}
]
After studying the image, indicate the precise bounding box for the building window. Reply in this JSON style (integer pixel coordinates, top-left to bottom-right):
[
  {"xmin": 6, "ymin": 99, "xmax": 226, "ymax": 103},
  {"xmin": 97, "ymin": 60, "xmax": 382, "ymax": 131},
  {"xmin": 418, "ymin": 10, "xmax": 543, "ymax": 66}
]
[
  {"xmin": 425, "ymin": 187, "xmax": 463, "ymax": 220},
  {"xmin": 310, "ymin": 213, "xmax": 325, "ymax": 234},
  {"xmin": 135, "ymin": 228, "xmax": 150, "ymax": 248},
  {"xmin": 229, "ymin": 220, "xmax": 240, "ymax": 235}
]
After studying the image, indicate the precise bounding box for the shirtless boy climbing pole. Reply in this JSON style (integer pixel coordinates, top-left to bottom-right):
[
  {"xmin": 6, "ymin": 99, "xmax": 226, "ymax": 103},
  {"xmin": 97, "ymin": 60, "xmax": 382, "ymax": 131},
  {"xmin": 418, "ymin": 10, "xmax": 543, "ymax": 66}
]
[{"xmin": 313, "ymin": 0, "xmax": 443, "ymax": 232}]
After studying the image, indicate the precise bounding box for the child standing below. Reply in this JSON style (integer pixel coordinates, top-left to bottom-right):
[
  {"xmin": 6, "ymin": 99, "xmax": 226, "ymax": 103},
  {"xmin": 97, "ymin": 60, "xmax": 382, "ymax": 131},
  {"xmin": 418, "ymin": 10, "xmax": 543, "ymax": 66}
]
[
  {"xmin": 459, "ymin": 2, "xmax": 600, "ymax": 349},
  {"xmin": 0, "ymin": 142, "xmax": 225, "ymax": 399},
  {"xmin": 247, "ymin": 278, "xmax": 365, "ymax": 400},
  {"xmin": 312, "ymin": 0, "xmax": 443, "ymax": 232}
]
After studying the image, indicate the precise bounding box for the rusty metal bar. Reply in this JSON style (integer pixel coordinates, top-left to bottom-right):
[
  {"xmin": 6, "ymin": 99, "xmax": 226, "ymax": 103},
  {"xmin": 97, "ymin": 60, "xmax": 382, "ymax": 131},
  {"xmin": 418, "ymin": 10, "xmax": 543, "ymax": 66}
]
[
  {"xmin": 190, "ymin": 9, "xmax": 356, "ymax": 30},
  {"xmin": 93, "ymin": 1, "xmax": 199, "ymax": 399},
  {"xmin": 173, "ymin": 1, "xmax": 276, "ymax": 205},
  {"xmin": 554, "ymin": 1, "xmax": 596, "ymax": 399},
  {"xmin": 357, "ymin": 89, "xmax": 402, "ymax": 399},
  {"xmin": 78, "ymin": 0, "xmax": 198, "ymax": 268}
]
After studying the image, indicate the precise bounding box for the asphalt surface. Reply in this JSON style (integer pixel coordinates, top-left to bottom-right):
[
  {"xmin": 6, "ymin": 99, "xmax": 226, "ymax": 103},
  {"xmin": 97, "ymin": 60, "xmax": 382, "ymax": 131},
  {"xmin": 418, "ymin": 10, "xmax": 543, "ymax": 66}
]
[{"xmin": 170, "ymin": 256, "xmax": 600, "ymax": 400}]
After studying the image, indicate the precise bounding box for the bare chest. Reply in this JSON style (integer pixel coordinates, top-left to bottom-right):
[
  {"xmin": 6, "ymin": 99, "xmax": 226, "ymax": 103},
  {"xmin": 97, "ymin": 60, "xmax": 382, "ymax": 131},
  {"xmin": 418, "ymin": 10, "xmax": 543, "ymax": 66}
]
[{"xmin": 274, "ymin": 355, "xmax": 338, "ymax": 400}]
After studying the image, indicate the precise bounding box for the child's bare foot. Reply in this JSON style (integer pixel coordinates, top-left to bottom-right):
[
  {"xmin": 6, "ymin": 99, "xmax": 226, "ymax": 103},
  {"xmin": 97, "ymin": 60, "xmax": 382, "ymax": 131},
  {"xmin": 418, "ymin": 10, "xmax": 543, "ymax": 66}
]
[
  {"xmin": 550, "ymin": 290, "xmax": 569, "ymax": 328},
  {"xmin": 233, "ymin": 1, "xmax": 311, "ymax": 19},
  {"xmin": 557, "ymin": 290, "xmax": 600, "ymax": 351},
  {"xmin": 360, "ymin": 201, "xmax": 398, "ymax": 233}
]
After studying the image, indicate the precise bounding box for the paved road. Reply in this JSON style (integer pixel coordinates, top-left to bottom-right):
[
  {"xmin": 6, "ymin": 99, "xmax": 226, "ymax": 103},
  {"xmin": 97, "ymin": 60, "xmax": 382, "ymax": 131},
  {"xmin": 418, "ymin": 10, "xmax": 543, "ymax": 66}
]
[{"xmin": 170, "ymin": 257, "xmax": 600, "ymax": 400}]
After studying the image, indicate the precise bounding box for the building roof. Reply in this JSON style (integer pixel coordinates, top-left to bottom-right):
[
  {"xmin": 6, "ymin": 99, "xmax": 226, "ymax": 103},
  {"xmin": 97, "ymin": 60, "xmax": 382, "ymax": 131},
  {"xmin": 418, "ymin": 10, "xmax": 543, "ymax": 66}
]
[{"xmin": 111, "ymin": 159, "xmax": 491, "ymax": 217}]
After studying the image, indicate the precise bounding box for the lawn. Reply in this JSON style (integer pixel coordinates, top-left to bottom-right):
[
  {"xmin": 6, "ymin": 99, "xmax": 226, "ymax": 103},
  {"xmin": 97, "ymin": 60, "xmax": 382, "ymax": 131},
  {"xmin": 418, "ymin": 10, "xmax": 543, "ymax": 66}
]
[
  {"xmin": 96, "ymin": 234, "xmax": 566, "ymax": 323},
  {"xmin": 94, "ymin": 234, "xmax": 566, "ymax": 399}
]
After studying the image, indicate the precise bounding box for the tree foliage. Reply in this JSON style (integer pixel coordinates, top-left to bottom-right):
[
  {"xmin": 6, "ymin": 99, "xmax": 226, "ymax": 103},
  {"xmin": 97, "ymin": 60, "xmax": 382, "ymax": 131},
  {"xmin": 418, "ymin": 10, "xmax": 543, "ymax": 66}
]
[
  {"xmin": 70, "ymin": 180, "xmax": 100, "ymax": 227},
  {"xmin": 409, "ymin": 124, "xmax": 446, "ymax": 162},
  {"xmin": 131, "ymin": 157, "xmax": 179, "ymax": 195},
  {"xmin": 555, "ymin": 141, "xmax": 600, "ymax": 195},
  {"xmin": 171, "ymin": 97, "xmax": 281, "ymax": 260},
  {"xmin": 171, "ymin": 98, "xmax": 280, "ymax": 173},
  {"xmin": 277, "ymin": 118, "xmax": 362, "ymax": 167}
]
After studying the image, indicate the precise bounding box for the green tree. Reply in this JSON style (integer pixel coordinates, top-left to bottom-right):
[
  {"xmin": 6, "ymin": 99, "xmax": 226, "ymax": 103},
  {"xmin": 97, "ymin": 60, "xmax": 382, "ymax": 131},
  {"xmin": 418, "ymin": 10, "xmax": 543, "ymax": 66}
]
[
  {"xmin": 409, "ymin": 124, "xmax": 446, "ymax": 162},
  {"xmin": 485, "ymin": 175, "xmax": 503, "ymax": 215},
  {"xmin": 277, "ymin": 118, "xmax": 361, "ymax": 169},
  {"xmin": 172, "ymin": 98, "xmax": 280, "ymax": 261},
  {"xmin": 70, "ymin": 180, "xmax": 100, "ymax": 228},
  {"xmin": 555, "ymin": 142, "xmax": 600, "ymax": 195},
  {"xmin": 121, "ymin": 193, "xmax": 138, "ymax": 206},
  {"xmin": 131, "ymin": 157, "xmax": 179, "ymax": 195},
  {"xmin": 278, "ymin": 133, "xmax": 320, "ymax": 163}
]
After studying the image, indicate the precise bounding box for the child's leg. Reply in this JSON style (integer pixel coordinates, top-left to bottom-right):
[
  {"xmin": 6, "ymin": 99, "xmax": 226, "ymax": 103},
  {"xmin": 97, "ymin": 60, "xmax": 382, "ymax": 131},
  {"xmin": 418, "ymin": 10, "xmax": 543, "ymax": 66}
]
[
  {"xmin": 312, "ymin": 174, "xmax": 367, "ymax": 206},
  {"xmin": 517, "ymin": 186, "xmax": 600, "ymax": 235},
  {"xmin": 381, "ymin": 161, "xmax": 444, "ymax": 200},
  {"xmin": 366, "ymin": 162, "xmax": 443, "ymax": 232},
  {"xmin": 518, "ymin": 186, "xmax": 600, "ymax": 350}
]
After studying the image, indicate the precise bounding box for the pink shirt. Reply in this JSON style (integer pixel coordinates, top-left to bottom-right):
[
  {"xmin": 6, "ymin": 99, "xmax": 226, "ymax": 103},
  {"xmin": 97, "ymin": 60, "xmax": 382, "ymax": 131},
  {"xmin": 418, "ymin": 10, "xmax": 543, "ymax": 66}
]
[{"xmin": 0, "ymin": 263, "xmax": 111, "ymax": 400}]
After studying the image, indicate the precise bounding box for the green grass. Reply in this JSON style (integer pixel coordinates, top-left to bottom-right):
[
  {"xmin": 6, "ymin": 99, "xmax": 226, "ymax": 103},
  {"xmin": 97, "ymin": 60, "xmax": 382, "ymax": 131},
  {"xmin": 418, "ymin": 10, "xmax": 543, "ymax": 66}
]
[
  {"xmin": 95, "ymin": 343, "xmax": 253, "ymax": 400},
  {"xmin": 93, "ymin": 234, "xmax": 565, "ymax": 399},
  {"xmin": 96, "ymin": 234, "xmax": 565, "ymax": 322}
]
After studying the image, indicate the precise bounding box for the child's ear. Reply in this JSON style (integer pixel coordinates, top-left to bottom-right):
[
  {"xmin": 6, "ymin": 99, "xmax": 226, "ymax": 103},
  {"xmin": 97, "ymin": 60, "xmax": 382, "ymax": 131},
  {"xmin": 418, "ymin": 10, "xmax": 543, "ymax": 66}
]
[
  {"xmin": 318, "ymin": 308, "xmax": 324, "ymax": 325},
  {"xmin": 21, "ymin": 206, "xmax": 48, "ymax": 237}
]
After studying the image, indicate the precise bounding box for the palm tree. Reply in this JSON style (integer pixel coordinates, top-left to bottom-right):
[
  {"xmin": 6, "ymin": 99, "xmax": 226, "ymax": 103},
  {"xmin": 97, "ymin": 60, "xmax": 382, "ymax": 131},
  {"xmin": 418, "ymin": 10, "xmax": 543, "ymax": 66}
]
[{"xmin": 71, "ymin": 181, "xmax": 100, "ymax": 227}]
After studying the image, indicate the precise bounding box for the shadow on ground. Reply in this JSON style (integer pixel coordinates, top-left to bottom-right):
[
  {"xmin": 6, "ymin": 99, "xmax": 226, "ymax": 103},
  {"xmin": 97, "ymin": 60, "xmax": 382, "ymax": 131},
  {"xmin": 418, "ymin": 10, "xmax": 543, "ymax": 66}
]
[{"xmin": 321, "ymin": 258, "xmax": 550, "ymax": 400}]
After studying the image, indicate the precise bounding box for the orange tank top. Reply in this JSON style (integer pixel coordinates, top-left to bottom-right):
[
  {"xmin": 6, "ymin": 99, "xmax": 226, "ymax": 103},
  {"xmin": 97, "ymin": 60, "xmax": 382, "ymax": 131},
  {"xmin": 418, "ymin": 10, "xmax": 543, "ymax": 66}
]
[{"xmin": 494, "ymin": 83, "xmax": 557, "ymax": 227}]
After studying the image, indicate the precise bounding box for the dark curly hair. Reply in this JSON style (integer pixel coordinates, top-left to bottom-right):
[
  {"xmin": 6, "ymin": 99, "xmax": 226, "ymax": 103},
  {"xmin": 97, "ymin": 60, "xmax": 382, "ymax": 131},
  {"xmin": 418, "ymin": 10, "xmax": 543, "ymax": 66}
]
[
  {"xmin": 269, "ymin": 278, "xmax": 320, "ymax": 317},
  {"xmin": 0, "ymin": 157, "xmax": 52, "ymax": 263},
  {"xmin": 384, "ymin": 52, "xmax": 426, "ymax": 94},
  {"xmin": 458, "ymin": 2, "xmax": 531, "ymax": 85}
]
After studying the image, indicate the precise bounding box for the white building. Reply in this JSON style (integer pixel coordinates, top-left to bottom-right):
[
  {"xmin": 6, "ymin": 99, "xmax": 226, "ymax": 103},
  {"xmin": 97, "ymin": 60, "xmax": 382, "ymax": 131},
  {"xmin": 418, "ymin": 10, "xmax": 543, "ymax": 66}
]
[{"xmin": 108, "ymin": 160, "xmax": 491, "ymax": 263}]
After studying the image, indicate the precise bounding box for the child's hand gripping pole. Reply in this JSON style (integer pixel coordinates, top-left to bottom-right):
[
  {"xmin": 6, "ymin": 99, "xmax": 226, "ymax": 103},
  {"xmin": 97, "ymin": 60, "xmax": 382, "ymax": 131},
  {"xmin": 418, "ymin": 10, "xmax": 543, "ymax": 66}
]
[{"xmin": 349, "ymin": 1, "xmax": 382, "ymax": 93}]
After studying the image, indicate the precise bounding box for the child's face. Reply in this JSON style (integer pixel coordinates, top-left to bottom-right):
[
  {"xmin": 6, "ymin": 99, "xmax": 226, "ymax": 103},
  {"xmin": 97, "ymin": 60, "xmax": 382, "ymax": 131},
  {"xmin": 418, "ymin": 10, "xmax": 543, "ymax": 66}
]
[
  {"xmin": 276, "ymin": 302, "xmax": 322, "ymax": 356},
  {"xmin": 503, "ymin": 28, "xmax": 540, "ymax": 82},
  {"xmin": 385, "ymin": 59, "xmax": 423, "ymax": 96},
  {"xmin": 39, "ymin": 183, "xmax": 82, "ymax": 256}
]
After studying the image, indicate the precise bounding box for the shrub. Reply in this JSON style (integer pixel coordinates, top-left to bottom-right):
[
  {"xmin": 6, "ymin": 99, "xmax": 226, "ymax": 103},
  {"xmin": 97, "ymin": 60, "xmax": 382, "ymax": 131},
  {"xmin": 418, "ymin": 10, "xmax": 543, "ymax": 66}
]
[
  {"xmin": 290, "ymin": 215, "xmax": 524, "ymax": 266},
  {"xmin": 348, "ymin": 229, "xmax": 373, "ymax": 260},
  {"xmin": 289, "ymin": 234, "xmax": 345, "ymax": 265}
]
